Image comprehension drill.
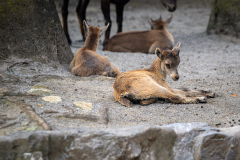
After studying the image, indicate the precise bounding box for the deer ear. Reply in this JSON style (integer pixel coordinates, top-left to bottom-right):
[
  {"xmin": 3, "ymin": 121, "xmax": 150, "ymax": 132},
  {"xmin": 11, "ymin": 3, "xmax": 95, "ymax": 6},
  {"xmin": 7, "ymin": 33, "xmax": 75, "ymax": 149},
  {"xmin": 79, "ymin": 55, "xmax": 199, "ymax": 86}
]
[
  {"xmin": 155, "ymin": 48, "xmax": 163, "ymax": 60},
  {"xmin": 83, "ymin": 20, "xmax": 89, "ymax": 38},
  {"xmin": 100, "ymin": 23, "xmax": 109, "ymax": 38},
  {"xmin": 165, "ymin": 14, "xmax": 173, "ymax": 24},
  {"xmin": 173, "ymin": 42, "xmax": 181, "ymax": 52}
]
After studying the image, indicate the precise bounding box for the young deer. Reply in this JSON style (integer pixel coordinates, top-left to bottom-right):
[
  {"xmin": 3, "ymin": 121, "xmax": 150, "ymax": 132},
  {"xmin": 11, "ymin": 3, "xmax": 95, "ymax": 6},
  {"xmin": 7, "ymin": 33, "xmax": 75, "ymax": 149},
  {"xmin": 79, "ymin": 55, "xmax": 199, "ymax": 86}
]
[
  {"xmin": 113, "ymin": 42, "xmax": 217, "ymax": 107},
  {"xmin": 70, "ymin": 21, "xmax": 121, "ymax": 77},
  {"xmin": 103, "ymin": 14, "xmax": 174, "ymax": 54}
]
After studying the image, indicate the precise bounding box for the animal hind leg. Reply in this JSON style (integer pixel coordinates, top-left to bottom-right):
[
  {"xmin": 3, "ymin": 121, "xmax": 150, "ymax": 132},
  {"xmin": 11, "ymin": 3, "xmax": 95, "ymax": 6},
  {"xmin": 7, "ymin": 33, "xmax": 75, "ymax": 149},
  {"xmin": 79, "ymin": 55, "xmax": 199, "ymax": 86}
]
[
  {"xmin": 140, "ymin": 98, "xmax": 158, "ymax": 106},
  {"xmin": 71, "ymin": 65, "xmax": 87, "ymax": 76},
  {"xmin": 101, "ymin": 0, "xmax": 112, "ymax": 47},
  {"xmin": 174, "ymin": 88, "xmax": 217, "ymax": 98},
  {"xmin": 119, "ymin": 96, "xmax": 132, "ymax": 107},
  {"xmin": 62, "ymin": 0, "xmax": 71, "ymax": 44},
  {"xmin": 154, "ymin": 88, "xmax": 207, "ymax": 104}
]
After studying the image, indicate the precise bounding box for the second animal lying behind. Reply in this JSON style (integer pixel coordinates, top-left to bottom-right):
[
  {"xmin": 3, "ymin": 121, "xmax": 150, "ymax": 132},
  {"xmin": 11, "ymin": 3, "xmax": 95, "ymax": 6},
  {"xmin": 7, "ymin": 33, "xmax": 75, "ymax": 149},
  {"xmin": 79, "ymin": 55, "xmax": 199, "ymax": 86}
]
[{"xmin": 103, "ymin": 14, "xmax": 174, "ymax": 54}]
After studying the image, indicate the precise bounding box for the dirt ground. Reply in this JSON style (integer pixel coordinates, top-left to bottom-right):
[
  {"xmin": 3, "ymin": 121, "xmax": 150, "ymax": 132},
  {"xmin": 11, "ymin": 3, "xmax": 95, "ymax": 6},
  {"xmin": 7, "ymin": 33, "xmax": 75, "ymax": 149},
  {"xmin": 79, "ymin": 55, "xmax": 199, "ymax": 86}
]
[{"xmin": 0, "ymin": 0, "xmax": 240, "ymax": 135}]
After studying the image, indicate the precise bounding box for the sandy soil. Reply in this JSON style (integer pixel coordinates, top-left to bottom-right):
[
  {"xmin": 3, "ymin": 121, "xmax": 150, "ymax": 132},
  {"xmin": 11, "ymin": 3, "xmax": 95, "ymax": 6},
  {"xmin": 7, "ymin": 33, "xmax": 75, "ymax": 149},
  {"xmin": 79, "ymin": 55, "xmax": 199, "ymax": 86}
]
[{"xmin": 0, "ymin": 0, "xmax": 240, "ymax": 135}]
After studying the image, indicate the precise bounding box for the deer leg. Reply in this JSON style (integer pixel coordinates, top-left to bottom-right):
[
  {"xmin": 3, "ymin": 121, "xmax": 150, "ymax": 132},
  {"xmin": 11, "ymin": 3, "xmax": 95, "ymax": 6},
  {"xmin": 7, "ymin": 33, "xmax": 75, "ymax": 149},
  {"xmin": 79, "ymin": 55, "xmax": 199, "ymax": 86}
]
[
  {"xmin": 101, "ymin": 0, "xmax": 112, "ymax": 47},
  {"xmin": 174, "ymin": 88, "xmax": 217, "ymax": 98},
  {"xmin": 76, "ymin": 0, "xmax": 90, "ymax": 41},
  {"xmin": 119, "ymin": 96, "xmax": 132, "ymax": 107},
  {"xmin": 62, "ymin": 0, "xmax": 71, "ymax": 44},
  {"xmin": 140, "ymin": 98, "xmax": 158, "ymax": 106},
  {"xmin": 116, "ymin": 4, "xmax": 125, "ymax": 33},
  {"xmin": 71, "ymin": 65, "xmax": 87, "ymax": 76},
  {"xmin": 164, "ymin": 91, "xmax": 207, "ymax": 104},
  {"xmin": 69, "ymin": 59, "xmax": 75, "ymax": 72}
]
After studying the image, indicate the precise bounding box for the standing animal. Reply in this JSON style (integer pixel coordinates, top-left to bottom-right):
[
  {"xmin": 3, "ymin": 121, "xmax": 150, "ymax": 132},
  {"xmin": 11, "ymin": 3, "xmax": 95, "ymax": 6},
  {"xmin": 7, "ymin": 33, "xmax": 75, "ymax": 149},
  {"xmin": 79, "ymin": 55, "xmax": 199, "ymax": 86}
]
[
  {"xmin": 61, "ymin": 0, "xmax": 177, "ymax": 45},
  {"xmin": 70, "ymin": 21, "xmax": 121, "ymax": 77},
  {"xmin": 103, "ymin": 14, "xmax": 174, "ymax": 53},
  {"xmin": 113, "ymin": 42, "xmax": 217, "ymax": 107}
]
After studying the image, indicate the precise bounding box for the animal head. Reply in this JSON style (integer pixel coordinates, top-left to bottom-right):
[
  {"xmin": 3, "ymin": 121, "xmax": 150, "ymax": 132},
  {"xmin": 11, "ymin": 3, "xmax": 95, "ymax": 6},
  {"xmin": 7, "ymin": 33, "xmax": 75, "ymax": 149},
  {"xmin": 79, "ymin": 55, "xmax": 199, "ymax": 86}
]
[
  {"xmin": 83, "ymin": 20, "xmax": 109, "ymax": 38},
  {"xmin": 161, "ymin": 0, "xmax": 177, "ymax": 12},
  {"xmin": 148, "ymin": 14, "xmax": 173, "ymax": 30},
  {"xmin": 155, "ymin": 42, "xmax": 180, "ymax": 81}
]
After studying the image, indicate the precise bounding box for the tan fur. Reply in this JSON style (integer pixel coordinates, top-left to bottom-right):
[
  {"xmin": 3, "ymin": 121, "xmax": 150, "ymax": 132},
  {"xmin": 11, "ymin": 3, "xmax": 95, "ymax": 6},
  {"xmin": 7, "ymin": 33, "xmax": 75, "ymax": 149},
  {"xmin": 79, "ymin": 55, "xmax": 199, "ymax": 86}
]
[
  {"xmin": 113, "ymin": 42, "xmax": 217, "ymax": 107},
  {"xmin": 104, "ymin": 15, "xmax": 174, "ymax": 53},
  {"xmin": 70, "ymin": 21, "xmax": 121, "ymax": 77}
]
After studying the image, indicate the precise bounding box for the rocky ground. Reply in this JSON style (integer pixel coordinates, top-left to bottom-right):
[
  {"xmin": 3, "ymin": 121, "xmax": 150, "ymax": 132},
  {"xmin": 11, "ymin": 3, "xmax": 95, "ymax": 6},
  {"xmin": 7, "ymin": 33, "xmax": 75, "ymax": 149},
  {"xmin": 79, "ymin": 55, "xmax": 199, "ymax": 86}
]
[{"xmin": 0, "ymin": 0, "xmax": 240, "ymax": 136}]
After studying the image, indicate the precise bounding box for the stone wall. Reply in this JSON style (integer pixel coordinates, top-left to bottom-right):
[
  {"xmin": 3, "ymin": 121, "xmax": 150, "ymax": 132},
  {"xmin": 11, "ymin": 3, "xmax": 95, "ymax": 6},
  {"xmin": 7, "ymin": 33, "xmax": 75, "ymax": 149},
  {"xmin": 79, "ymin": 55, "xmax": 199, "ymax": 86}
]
[{"xmin": 0, "ymin": 123, "xmax": 239, "ymax": 160}]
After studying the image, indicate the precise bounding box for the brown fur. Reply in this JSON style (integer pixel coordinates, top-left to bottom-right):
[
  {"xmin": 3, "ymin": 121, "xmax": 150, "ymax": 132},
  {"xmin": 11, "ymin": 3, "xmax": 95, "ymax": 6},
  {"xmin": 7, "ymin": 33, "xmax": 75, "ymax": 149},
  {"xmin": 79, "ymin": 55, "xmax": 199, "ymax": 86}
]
[
  {"xmin": 104, "ymin": 15, "xmax": 174, "ymax": 54},
  {"xmin": 113, "ymin": 42, "xmax": 217, "ymax": 107},
  {"xmin": 61, "ymin": 0, "xmax": 177, "ymax": 45},
  {"xmin": 70, "ymin": 21, "xmax": 121, "ymax": 77}
]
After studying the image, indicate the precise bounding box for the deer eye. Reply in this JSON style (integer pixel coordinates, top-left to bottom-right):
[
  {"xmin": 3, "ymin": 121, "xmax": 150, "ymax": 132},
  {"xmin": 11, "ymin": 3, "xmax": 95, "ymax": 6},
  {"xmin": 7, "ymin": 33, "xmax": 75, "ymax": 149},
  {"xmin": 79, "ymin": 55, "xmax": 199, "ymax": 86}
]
[{"xmin": 165, "ymin": 63, "xmax": 170, "ymax": 68}]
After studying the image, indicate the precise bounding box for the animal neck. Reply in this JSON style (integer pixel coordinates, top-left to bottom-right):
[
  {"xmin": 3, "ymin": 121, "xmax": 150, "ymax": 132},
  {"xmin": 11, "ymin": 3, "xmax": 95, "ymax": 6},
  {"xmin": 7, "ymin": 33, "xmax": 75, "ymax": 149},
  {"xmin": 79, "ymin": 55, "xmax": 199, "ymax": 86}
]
[
  {"xmin": 160, "ymin": 26, "xmax": 167, "ymax": 31},
  {"xmin": 84, "ymin": 33, "xmax": 99, "ymax": 51},
  {"xmin": 148, "ymin": 58, "xmax": 166, "ymax": 80}
]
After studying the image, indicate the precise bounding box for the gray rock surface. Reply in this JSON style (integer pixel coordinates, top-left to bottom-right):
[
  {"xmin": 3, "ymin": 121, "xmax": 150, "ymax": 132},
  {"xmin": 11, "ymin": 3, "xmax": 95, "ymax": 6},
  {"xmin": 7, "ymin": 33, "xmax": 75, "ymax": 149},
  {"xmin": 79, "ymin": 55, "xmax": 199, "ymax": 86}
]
[
  {"xmin": 0, "ymin": 123, "xmax": 239, "ymax": 160},
  {"xmin": 0, "ymin": 125, "xmax": 177, "ymax": 160},
  {"xmin": 0, "ymin": 0, "xmax": 73, "ymax": 64}
]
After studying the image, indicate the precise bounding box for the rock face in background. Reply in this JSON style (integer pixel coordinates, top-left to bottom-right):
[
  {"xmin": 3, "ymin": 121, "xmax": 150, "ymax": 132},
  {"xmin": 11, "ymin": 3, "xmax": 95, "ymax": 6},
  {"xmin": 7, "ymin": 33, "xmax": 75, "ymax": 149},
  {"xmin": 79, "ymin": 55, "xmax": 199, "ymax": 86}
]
[
  {"xmin": 0, "ymin": 123, "xmax": 239, "ymax": 160},
  {"xmin": 207, "ymin": 0, "xmax": 240, "ymax": 37},
  {"xmin": 0, "ymin": 0, "xmax": 73, "ymax": 64}
]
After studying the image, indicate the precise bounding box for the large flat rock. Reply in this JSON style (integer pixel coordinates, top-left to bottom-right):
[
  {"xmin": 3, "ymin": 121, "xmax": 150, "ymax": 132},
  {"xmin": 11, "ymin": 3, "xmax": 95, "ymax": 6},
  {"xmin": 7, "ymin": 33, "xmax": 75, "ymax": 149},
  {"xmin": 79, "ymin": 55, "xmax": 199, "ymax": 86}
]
[{"xmin": 0, "ymin": 123, "xmax": 239, "ymax": 160}]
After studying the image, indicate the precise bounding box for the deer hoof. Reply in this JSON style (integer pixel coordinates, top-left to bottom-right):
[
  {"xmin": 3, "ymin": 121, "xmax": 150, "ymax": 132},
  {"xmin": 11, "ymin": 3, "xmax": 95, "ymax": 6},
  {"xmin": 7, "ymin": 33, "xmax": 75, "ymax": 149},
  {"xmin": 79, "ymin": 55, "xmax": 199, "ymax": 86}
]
[{"xmin": 198, "ymin": 97, "xmax": 207, "ymax": 103}]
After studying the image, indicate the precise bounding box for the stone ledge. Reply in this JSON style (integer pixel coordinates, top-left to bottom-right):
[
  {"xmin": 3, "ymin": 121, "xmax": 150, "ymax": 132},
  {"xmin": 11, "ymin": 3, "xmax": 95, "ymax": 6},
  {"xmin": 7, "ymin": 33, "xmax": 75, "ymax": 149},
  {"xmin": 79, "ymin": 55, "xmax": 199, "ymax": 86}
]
[{"xmin": 0, "ymin": 123, "xmax": 239, "ymax": 160}]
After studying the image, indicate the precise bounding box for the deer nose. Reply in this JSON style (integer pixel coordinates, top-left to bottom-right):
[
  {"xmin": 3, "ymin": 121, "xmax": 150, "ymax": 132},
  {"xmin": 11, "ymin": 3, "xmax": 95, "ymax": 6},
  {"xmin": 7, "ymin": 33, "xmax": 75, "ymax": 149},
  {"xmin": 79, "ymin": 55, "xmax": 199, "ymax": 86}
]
[{"xmin": 175, "ymin": 76, "xmax": 179, "ymax": 80}]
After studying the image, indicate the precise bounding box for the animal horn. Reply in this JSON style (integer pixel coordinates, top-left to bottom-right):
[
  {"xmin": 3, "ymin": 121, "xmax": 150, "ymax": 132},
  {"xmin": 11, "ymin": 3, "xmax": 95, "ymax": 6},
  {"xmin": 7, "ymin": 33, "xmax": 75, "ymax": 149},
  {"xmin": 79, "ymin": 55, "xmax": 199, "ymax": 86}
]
[
  {"xmin": 83, "ymin": 20, "xmax": 89, "ymax": 38},
  {"xmin": 166, "ymin": 14, "xmax": 173, "ymax": 24},
  {"xmin": 159, "ymin": 15, "xmax": 162, "ymax": 20},
  {"xmin": 169, "ymin": 51, "xmax": 172, "ymax": 57},
  {"xmin": 173, "ymin": 42, "xmax": 181, "ymax": 52},
  {"xmin": 177, "ymin": 50, "xmax": 180, "ymax": 56},
  {"xmin": 99, "ymin": 23, "xmax": 109, "ymax": 38}
]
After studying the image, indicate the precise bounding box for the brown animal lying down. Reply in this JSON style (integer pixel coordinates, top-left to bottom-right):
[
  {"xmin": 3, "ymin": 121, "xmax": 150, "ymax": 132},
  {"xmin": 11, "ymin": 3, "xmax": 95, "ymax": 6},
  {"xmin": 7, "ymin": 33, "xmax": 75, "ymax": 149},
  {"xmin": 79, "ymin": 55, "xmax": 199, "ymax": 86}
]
[
  {"xmin": 113, "ymin": 42, "xmax": 217, "ymax": 107},
  {"xmin": 103, "ymin": 14, "xmax": 174, "ymax": 54},
  {"xmin": 70, "ymin": 21, "xmax": 121, "ymax": 77}
]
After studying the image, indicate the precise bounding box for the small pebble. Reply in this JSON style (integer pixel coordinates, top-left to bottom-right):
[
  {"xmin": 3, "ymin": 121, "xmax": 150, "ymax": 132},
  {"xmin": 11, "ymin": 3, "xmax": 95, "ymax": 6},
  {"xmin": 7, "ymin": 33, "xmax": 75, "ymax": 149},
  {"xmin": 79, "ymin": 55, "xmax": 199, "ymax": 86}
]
[{"xmin": 215, "ymin": 123, "xmax": 221, "ymax": 126}]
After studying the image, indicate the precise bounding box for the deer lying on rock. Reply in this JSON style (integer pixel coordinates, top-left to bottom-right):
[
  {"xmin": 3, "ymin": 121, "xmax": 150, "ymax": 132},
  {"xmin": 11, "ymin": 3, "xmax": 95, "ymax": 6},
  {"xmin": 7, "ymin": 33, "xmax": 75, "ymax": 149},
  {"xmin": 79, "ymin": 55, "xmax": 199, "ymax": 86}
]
[
  {"xmin": 113, "ymin": 42, "xmax": 217, "ymax": 107},
  {"xmin": 70, "ymin": 21, "xmax": 121, "ymax": 77},
  {"xmin": 103, "ymin": 14, "xmax": 174, "ymax": 54}
]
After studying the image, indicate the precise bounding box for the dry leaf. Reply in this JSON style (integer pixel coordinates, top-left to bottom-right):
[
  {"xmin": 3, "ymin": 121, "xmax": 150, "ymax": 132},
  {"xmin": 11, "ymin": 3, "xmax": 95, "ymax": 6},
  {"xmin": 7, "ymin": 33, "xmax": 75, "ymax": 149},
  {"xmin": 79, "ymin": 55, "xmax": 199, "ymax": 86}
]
[
  {"xmin": 231, "ymin": 94, "xmax": 237, "ymax": 97},
  {"xmin": 37, "ymin": 104, "xmax": 42, "ymax": 107}
]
